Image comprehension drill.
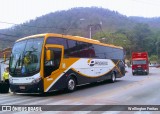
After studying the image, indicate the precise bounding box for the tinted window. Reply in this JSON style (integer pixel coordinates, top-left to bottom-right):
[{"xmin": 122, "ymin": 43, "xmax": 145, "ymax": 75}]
[
  {"xmin": 67, "ymin": 40, "xmax": 95, "ymax": 58},
  {"xmin": 133, "ymin": 60, "xmax": 146, "ymax": 65},
  {"xmin": 112, "ymin": 48, "xmax": 124, "ymax": 59},
  {"xmin": 93, "ymin": 44, "xmax": 123, "ymax": 59},
  {"xmin": 46, "ymin": 37, "xmax": 67, "ymax": 49},
  {"xmin": 9, "ymin": 38, "xmax": 44, "ymax": 77},
  {"xmin": 44, "ymin": 48, "xmax": 62, "ymax": 77},
  {"xmin": 93, "ymin": 45, "xmax": 113, "ymax": 59},
  {"xmin": 46, "ymin": 37, "xmax": 69, "ymax": 57},
  {"xmin": 46, "ymin": 37, "xmax": 123, "ymax": 59}
]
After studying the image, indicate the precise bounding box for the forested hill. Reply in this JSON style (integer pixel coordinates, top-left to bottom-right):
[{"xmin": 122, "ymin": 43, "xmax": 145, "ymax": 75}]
[
  {"xmin": 0, "ymin": 7, "xmax": 134, "ymax": 40},
  {"xmin": 1, "ymin": 7, "xmax": 160, "ymax": 60},
  {"xmin": 129, "ymin": 16, "xmax": 160, "ymax": 29}
]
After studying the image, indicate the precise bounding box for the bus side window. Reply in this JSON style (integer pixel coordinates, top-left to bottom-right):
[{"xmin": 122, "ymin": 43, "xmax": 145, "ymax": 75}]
[{"xmin": 44, "ymin": 48, "xmax": 62, "ymax": 77}]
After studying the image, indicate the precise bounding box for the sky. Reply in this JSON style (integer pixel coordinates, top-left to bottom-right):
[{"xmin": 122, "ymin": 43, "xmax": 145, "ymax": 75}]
[{"xmin": 1, "ymin": 0, "xmax": 160, "ymax": 29}]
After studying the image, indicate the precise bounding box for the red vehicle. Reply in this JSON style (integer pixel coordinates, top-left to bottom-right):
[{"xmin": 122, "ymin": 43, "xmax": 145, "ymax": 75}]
[{"xmin": 132, "ymin": 52, "xmax": 149, "ymax": 75}]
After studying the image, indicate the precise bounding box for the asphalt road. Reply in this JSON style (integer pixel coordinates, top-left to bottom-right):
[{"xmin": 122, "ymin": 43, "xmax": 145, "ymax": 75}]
[{"xmin": 0, "ymin": 67, "xmax": 160, "ymax": 114}]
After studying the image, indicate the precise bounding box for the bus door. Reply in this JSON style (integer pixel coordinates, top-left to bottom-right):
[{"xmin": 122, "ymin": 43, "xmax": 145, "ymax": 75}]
[{"xmin": 44, "ymin": 45, "xmax": 64, "ymax": 91}]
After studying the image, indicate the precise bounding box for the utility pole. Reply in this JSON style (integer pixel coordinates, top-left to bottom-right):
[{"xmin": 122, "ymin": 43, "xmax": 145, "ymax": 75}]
[
  {"xmin": 157, "ymin": 46, "xmax": 158, "ymax": 60},
  {"xmin": 156, "ymin": 42, "xmax": 160, "ymax": 63},
  {"xmin": 89, "ymin": 25, "xmax": 92, "ymax": 39},
  {"xmin": 88, "ymin": 23, "xmax": 102, "ymax": 39}
]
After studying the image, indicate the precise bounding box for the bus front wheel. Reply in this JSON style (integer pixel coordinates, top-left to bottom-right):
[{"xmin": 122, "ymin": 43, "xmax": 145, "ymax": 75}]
[{"xmin": 66, "ymin": 77, "xmax": 76, "ymax": 92}]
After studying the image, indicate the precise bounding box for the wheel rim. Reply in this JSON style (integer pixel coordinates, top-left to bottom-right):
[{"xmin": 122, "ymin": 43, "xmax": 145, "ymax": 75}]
[
  {"xmin": 68, "ymin": 79, "xmax": 75, "ymax": 90},
  {"xmin": 112, "ymin": 73, "xmax": 115, "ymax": 81}
]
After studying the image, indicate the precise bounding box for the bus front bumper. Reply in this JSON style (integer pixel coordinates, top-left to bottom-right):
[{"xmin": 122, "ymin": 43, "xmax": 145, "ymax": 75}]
[{"xmin": 10, "ymin": 80, "xmax": 44, "ymax": 93}]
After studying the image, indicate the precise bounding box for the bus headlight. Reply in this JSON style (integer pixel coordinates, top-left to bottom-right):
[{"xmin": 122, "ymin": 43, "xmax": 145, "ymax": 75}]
[
  {"xmin": 9, "ymin": 78, "xmax": 13, "ymax": 84},
  {"xmin": 31, "ymin": 77, "xmax": 41, "ymax": 84}
]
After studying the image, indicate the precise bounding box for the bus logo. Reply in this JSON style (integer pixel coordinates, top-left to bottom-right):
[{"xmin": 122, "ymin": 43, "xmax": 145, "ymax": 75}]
[
  {"xmin": 88, "ymin": 59, "xmax": 108, "ymax": 67},
  {"xmin": 88, "ymin": 59, "xmax": 95, "ymax": 66}
]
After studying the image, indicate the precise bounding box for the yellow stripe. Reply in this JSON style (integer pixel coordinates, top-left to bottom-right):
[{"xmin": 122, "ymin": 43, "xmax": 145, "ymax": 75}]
[
  {"xmin": 16, "ymin": 33, "xmax": 123, "ymax": 49},
  {"xmin": 44, "ymin": 58, "xmax": 80, "ymax": 92},
  {"xmin": 113, "ymin": 60, "xmax": 123, "ymax": 76}
]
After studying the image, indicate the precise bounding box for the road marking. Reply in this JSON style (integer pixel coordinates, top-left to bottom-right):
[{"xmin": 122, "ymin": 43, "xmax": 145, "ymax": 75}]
[
  {"xmin": 0, "ymin": 97, "xmax": 24, "ymax": 104},
  {"xmin": 70, "ymin": 102, "xmax": 84, "ymax": 105},
  {"xmin": 26, "ymin": 97, "xmax": 58, "ymax": 105},
  {"xmin": 134, "ymin": 111, "xmax": 152, "ymax": 114},
  {"xmin": 2, "ymin": 97, "xmax": 41, "ymax": 105},
  {"xmin": 72, "ymin": 111, "xmax": 91, "ymax": 114},
  {"xmin": 46, "ymin": 99, "xmax": 70, "ymax": 105},
  {"xmin": 41, "ymin": 111, "xmax": 61, "ymax": 114},
  {"xmin": 101, "ymin": 111, "xmax": 121, "ymax": 114}
]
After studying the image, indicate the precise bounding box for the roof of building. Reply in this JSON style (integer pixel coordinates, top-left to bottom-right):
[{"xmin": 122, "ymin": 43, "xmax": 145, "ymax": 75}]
[{"xmin": 0, "ymin": 48, "xmax": 12, "ymax": 58}]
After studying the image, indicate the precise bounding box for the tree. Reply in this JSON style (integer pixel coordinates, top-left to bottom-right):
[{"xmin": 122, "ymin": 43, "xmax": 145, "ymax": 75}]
[
  {"xmin": 149, "ymin": 55, "xmax": 158, "ymax": 62},
  {"xmin": 131, "ymin": 23, "xmax": 152, "ymax": 51}
]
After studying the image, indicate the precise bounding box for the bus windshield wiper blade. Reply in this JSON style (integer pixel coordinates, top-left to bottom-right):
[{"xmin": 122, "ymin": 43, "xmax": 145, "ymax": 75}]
[{"xmin": 13, "ymin": 54, "xmax": 21, "ymax": 74}]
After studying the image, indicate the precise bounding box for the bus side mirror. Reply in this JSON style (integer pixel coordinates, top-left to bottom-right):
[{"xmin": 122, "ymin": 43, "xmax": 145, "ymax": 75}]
[{"xmin": 46, "ymin": 50, "xmax": 54, "ymax": 61}]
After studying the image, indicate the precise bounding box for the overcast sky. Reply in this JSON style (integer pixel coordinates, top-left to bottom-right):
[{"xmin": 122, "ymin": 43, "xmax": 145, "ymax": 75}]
[{"xmin": 1, "ymin": 0, "xmax": 160, "ymax": 29}]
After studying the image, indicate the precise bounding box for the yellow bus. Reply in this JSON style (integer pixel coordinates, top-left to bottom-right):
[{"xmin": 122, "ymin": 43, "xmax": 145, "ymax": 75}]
[{"xmin": 9, "ymin": 33, "xmax": 125, "ymax": 93}]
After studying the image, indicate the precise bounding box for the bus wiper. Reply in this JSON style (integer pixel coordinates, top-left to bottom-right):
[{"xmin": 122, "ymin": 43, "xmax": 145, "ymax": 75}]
[{"xmin": 13, "ymin": 54, "xmax": 21, "ymax": 74}]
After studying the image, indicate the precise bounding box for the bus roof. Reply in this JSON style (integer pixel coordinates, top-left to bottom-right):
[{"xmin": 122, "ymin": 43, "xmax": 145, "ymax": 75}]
[{"xmin": 16, "ymin": 33, "xmax": 123, "ymax": 49}]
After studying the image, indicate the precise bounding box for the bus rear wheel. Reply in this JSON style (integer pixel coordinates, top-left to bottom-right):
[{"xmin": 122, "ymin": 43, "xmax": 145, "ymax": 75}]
[
  {"xmin": 109, "ymin": 73, "xmax": 116, "ymax": 83},
  {"xmin": 66, "ymin": 77, "xmax": 76, "ymax": 92}
]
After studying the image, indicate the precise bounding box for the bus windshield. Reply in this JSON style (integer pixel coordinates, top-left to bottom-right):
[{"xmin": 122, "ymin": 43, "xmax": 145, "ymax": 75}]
[
  {"xmin": 132, "ymin": 60, "xmax": 146, "ymax": 65},
  {"xmin": 9, "ymin": 38, "xmax": 44, "ymax": 76}
]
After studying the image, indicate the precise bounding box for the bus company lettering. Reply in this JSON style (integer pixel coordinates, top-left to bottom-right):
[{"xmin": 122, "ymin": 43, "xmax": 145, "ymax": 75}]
[
  {"xmin": 88, "ymin": 59, "xmax": 108, "ymax": 66},
  {"xmin": 95, "ymin": 60, "xmax": 108, "ymax": 66}
]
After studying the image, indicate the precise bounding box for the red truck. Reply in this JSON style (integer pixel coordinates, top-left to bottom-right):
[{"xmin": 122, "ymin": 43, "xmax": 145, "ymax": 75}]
[{"xmin": 132, "ymin": 52, "xmax": 149, "ymax": 75}]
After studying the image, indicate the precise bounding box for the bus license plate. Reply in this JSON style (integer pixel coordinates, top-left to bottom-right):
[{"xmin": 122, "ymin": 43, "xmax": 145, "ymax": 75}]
[{"xmin": 19, "ymin": 86, "xmax": 25, "ymax": 90}]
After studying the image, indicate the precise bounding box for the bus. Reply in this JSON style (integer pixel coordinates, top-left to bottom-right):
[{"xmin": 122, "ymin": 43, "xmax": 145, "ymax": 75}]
[{"xmin": 9, "ymin": 33, "xmax": 125, "ymax": 93}]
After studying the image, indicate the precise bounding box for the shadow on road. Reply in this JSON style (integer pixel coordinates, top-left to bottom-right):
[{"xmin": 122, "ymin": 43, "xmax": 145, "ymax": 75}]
[{"xmin": 12, "ymin": 80, "xmax": 122, "ymax": 97}]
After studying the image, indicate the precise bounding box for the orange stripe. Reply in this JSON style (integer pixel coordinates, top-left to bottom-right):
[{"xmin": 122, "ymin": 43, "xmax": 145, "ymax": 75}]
[{"xmin": 44, "ymin": 58, "xmax": 80, "ymax": 91}]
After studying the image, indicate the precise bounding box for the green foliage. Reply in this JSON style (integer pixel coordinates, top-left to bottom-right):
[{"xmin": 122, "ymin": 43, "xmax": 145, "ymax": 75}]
[
  {"xmin": 149, "ymin": 55, "xmax": 158, "ymax": 61},
  {"xmin": 94, "ymin": 32, "xmax": 130, "ymax": 49}
]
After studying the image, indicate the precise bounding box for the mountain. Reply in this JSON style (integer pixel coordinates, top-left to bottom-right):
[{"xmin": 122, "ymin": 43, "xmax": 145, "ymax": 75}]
[
  {"xmin": 0, "ymin": 7, "xmax": 160, "ymax": 59},
  {"xmin": 129, "ymin": 16, "xmax": 160, "ymax": 29},
  {"xmin": 0, "ymin": 7, "xmax": 136, "ymax": 48}
]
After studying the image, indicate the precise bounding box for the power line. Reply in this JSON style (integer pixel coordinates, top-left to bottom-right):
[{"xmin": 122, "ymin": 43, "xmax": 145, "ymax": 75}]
[
  {"xmin": 0, "ymin": 20, "xmax": 103, "ymax": 39},
  {"xmin": 0, "ymin": 21, "xmax": 64, "ymax": 29},
  {"xmin": 0, "ymin": 39, "xmax": 15, "ymax": 42},
  {"xmin": 0, "ymin": 33, "xmax": 17, "ymax": 42},
  {"xmin": 0, "ymin": 21, "xmax": 85, "ymax": 31},
  {"xmin": 0, "ymin": 33, "xmax": 18, "ymax": 37}
]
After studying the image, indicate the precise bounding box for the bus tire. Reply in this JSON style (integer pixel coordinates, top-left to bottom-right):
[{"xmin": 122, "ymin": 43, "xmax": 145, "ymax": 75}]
[
  {"xmin": 109, "ymin": 72, "xmax": 116, "ymax": 83},
  {"xmin": 132, "ymin": 72, "xmax": 135, "ymax": 75},
  {"xmin": 66, "ymin": 77, "xmax": 76, "ymax": 92},
  {"xmin": 145, "ymin": 72, "xmax": 149, "ymax": 75}
]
